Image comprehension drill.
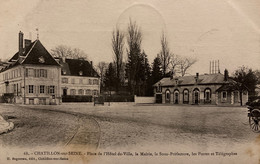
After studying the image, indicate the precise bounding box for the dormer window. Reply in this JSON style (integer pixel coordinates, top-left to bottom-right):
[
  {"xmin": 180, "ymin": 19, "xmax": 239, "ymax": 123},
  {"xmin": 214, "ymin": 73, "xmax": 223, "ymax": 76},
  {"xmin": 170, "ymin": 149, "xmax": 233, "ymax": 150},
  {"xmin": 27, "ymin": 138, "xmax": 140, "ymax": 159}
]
[
  {"xmin": 62, "ymin": 70, "xmax": 66, "ymax": 75},
  {"xmin": 157, "ymin": 83, "xmax": 162, "ymax": 92},
  {"xmin": 79, "ymin": 71, "xmax": 83, "ymax": 76},
  {"xmin": 175, "ymin": 78, "xmax": 178, "ymax": 85}
]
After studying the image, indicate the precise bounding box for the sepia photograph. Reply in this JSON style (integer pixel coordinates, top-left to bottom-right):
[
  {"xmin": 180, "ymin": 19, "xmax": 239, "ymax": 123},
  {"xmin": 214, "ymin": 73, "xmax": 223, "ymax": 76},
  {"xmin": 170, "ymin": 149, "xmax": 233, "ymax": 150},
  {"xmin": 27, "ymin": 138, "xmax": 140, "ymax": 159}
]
[{"xmin": 0, "ymin": 0, "xmax": 260, "ymax": 163}]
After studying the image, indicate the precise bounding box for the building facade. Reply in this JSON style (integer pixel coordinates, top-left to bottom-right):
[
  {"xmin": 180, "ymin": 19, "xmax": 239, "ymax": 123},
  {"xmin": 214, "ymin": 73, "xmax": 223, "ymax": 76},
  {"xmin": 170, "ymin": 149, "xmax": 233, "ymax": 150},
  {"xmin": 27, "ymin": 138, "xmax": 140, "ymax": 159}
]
[
  {"xmin": 154, "ymin": 71, "xmax": 248, "ymax": 106},
  {"xmin": 57, "ymin": 58, "xmax": 100, "ymax": 97},
  {"xmin": 0, "ymin": 31, "xmax": 61, "ymax": 105}
]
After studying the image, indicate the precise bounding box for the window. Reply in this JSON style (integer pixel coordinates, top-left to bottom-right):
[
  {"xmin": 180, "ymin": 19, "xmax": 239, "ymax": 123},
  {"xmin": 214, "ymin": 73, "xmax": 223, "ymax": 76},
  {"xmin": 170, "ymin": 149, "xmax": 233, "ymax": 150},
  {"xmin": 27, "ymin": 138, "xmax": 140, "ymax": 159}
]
[
  {"xmin": 89, "ymin": 79, "xmax": 92, "ymax": 85},
  {"xmin": 26, "ymin": 68, "xmax": 34, "ymax": 77},
  {"xmin": 40, "ymin": 85, "xmax": 45, "ymax": 94},
  {"xmin": 93, "ymin": 90, "xmax": 98, "ymax": 96},
  {"xmin": 79, "ymin": 71, "xmax": 83, "ymax": 76},
  {"xmin": 78, "ymin": 89, "xmax": 84, "ymax": 95},
  {"xmin": 71, "ymin": 78, "xmax": 75, "ymax": 84},
  {"xmin": 62, "ymin": 78, "xmax": 68, "ymax": 83},
  {"xmin": 204, "ymin": 89, "xmax": 211, "ymax": 102},
  {"xmin": 39, "ymin": 69, "xmax": 47, "ymax": 78},
  {"xmin": 93, "ymin": 79, "xmax": 98, "ymax": 85},
  {"xmin": 222, "ymin": 91, "xmax": 227, "ymax": 102},
  {"xmin": 183, "ymin": 89, "xmax": 189, "ymax": 103},
  {"xmin": 49, "ymin": 86, "xmax": 55, "ymax": 94},
  {"xmin": 29, "ymin": 85, "xmax": 34, "ymax": 93},
  {"xmin": 70, "ymin": 89, "xmax": 76, "ymax": 95},
  {"xmin": 13, "ymin": 84, "xmax": 16, "ymax": 93},
  {"xmin": 79, "ymin": 79, "xmax": 83, "ymax": 84},
  {"xmin": 86, "ymin": 89, "xmax": 91, "ymax": 95},
  {"xmin": 30, "ymin": 69, "xmax": 47, "ymax": 78},
  {"xmin": 157, "ymin": 83, "xmax": 162, "ymax": 92},
  {"xmin": 165, "ymin": 90, "xmax": 170, "ymax": 101}
]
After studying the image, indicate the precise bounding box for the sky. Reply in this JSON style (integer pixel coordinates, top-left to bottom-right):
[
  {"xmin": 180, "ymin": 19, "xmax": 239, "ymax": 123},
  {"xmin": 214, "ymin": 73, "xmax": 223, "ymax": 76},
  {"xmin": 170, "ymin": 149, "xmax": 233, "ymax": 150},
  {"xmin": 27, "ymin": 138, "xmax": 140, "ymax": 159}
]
[{"xmin": 0, "ymin": 0, "xmax": 259, "ymax": 75}]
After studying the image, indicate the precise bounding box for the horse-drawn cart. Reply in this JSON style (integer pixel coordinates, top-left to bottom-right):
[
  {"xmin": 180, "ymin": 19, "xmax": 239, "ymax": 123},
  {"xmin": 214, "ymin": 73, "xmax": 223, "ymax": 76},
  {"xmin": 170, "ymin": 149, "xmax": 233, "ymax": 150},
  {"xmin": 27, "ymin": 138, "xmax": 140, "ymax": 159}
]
[{"xmin": 247, "ymin": 99, "xmax": 260, "ymax": 132}]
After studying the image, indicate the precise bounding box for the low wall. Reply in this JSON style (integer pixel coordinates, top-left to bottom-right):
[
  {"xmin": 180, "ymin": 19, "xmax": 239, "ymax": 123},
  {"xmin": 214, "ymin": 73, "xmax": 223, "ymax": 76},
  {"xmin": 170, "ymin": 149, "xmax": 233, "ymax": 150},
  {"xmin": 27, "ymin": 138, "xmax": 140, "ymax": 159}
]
[{"xmin": 134, "ymin": 95, "xmax": 155, "ymax": 104}]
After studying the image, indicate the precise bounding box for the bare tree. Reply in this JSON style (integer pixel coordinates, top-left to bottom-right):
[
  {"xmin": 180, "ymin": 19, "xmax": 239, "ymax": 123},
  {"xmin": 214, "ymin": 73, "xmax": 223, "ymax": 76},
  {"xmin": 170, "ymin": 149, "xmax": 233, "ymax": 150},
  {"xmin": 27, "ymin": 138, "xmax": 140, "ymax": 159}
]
[
  {"xmin": 112, "ymin": 28, "xmax": 125, "ymax": 91},
  {"xmin": 159, "ymin": 32, "xmax": 172, "ymax": 76},
  {"xmin": 178, "ymin": 57, "xmax": 197, "ymax": 77},
  {"xmin": 169, "ymin": 54, "xmax": 181, "ymax": 76},
  {"xmin": 72, "ymin": 48, "xmax": 88, "ymax": 60},
  {"xmin": 51, "ymin": 45, "xmax": 88, "ymax": 60},
  {"xmin": 96, "ymin": 62, "xmax": 109, "ymax": 89}
]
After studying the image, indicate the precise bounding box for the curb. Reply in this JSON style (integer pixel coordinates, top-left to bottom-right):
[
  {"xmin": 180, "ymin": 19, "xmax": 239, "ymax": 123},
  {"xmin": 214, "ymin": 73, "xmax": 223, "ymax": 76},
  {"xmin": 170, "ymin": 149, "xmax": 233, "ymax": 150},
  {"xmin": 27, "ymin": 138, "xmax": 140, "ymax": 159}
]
[{"xmin": 0, "ymin": 115, "xmax": 14, "ymax": 135}]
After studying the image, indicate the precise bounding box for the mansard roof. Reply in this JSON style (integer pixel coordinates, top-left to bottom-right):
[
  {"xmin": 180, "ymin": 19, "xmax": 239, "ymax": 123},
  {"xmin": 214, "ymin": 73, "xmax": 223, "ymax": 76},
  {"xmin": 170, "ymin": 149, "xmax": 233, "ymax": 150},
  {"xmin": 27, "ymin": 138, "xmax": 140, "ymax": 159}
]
[
  {"xmin": 154, "ymin": 73, "xmax": 231, "ymax": 87},
  {"xmin": 21, "ymin": 40, "xmax": 60, "ymax": 66},
  {"xmin": 58, "ymin": 58, "xmax": 99, "ymax": 77},
  {"xmin": 1, "ymin": 40, "xmax": 60, "ymax": 72}
]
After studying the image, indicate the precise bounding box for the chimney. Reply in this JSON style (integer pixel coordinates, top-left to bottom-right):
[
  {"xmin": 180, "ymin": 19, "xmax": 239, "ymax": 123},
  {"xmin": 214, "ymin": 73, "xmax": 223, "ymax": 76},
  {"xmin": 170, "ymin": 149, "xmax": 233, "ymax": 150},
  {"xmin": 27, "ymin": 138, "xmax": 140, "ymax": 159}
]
[
  {"xmin": 18, "ymin": 31, "xmax": 24, "ymax": 55},
  {"xmin": 62, "ymin": 56, "xmax": 66, "ymax": 63},
  {"xmin": 195, "ymin": 73, "xmax": 199, "ymax": 82},
  {"xmin": 90, "ymin": 61, "xmax": 93, "ymax": 76},
  {"xmin": 224, "ymin": 69, "xmax": 228, "ymax": 81},
  {"xmin": 24, "ymin": 39, "xmax": 31, "ymax": 50},
  {"xmin": 174, "ymin": 77, "xmax": 178, "ymax": 85}
]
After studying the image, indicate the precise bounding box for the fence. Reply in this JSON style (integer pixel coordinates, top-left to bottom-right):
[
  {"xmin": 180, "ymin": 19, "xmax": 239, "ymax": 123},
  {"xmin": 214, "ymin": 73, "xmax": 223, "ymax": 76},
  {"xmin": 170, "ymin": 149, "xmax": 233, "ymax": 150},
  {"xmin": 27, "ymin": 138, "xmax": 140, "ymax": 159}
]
[{"xmin": 134, "ymin": 95, "xmax": 155, "ymax": 104}]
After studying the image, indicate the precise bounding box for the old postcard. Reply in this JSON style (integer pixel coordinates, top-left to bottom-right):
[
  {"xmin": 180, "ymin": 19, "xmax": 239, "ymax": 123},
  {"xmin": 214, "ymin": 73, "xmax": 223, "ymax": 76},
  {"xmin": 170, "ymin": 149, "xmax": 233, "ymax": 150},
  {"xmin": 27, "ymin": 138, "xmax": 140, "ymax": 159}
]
[{"xmin": 0, "ymin": 0, "xmax": 259, "ymax": 163}]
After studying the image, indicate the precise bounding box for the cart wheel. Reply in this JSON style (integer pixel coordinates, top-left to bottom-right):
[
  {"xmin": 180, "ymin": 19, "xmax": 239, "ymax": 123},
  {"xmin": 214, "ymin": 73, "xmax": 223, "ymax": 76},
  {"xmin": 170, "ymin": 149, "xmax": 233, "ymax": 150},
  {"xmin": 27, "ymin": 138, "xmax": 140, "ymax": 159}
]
[{"xmin": 249, "ymin": 109, "xmax": 260, "ymax": 133}]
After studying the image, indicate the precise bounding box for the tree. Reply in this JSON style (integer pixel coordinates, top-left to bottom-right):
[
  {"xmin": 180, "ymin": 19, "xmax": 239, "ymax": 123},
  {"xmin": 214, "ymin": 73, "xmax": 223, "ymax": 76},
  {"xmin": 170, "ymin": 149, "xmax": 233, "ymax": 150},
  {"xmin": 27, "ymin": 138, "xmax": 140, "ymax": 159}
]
[
  {"xmin": 233, "ymin": 66, "xmax": 258, "ymax": 105},
  {"xmin": 254, "ymin": 69, "xmax": 260, "ymax": 84},
  {"xmin": 125, "ymin": 19, "xmax": 143, "ymax": 95},
  {"xmin": 104, "ymin": 63, "xmax": 116, "ymax": 91},
  {"xmin": 112, "ymin": 28, "xmax": 125, "ymax": 91},
  {"xmin": 137, "ymin": 51, "xmax": 151, "ymax": 96},
  {"xmin": 51, "ymin": 45, "xmax": 88, "ymax": 60},
  {"xmin": 169, "ymin": 54, "xmax": 181, "ymax": 76},
  {"xmin": 151, "ymin": 57, "xmax": 163, "ymax": 85},
  {"xmin": 96, "ymin": 62, "xmax": 108, "ymax": 91},
  {"xmin": 158, "ymin": 32, "xmax": 172, "ymax": 77},
  {"xmin": 178, "ymin": 57, "xmax": 197, "ymax": 77}
]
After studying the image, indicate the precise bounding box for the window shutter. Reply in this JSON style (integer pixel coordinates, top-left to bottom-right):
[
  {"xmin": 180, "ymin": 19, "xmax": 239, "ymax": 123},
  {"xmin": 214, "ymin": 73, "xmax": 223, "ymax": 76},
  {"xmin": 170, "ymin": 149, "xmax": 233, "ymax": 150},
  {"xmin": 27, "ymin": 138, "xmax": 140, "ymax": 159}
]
[
  {"xmin": 37, "ymin": 86, "xmax": 40, "ymax": 94},
  {"xmin": 55, "ymin": 86, "xmax": 57, "ymax": 96},
  {"xmin": 26, "ymin": 85, "xmax": 28, "ymax": 94}
]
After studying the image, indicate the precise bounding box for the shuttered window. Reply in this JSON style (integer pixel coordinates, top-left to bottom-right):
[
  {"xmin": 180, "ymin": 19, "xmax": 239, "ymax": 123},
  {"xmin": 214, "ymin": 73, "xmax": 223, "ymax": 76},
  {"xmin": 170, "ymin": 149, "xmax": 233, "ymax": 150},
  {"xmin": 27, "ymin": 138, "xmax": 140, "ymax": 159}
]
[
  {"xmin": 40, "ymin": 85, "xmax": 45, "ymax": 94},
  {"xmin": 29, "ymin": 85, "xmax": 34, "ymax": 93}
]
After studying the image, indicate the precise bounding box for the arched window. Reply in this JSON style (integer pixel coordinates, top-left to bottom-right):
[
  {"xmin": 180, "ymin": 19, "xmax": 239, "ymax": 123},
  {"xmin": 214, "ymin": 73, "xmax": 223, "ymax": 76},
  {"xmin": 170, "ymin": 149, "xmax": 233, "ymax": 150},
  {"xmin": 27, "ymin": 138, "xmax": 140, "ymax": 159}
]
[
  {"xmin": 165, "ymin": 90, "xmax": 171, "ymax": 103},
  {"xmin": 174, "ymin": 89, "xmax": 179, "ymax": 104},
  {"xmin": 193, "ymin": 88, "xmax": 200, "ymax": 104},
  {"xmin": 204, "ymin": 88, "xmax": 211, "ymax": 103},
  {"xmin": 183, "ymin": 89, "xmax": 189, "ymax": 104}
]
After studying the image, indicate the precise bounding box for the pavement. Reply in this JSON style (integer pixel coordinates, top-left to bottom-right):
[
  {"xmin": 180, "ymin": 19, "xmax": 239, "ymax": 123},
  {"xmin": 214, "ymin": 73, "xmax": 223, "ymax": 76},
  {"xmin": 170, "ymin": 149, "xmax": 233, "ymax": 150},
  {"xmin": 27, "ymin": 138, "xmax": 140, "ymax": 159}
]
[{"xmin": 0, "ymin": 114, "xmax": 14, "ymax": 135}]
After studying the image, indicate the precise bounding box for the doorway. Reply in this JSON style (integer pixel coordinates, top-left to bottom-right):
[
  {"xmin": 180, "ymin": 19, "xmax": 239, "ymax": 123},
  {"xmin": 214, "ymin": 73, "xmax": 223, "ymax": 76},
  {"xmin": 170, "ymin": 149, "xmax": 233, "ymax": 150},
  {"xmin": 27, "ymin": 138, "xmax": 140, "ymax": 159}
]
[{"xmin": 63, "ymin": 88, "xmax": 67, "ymax": 96}]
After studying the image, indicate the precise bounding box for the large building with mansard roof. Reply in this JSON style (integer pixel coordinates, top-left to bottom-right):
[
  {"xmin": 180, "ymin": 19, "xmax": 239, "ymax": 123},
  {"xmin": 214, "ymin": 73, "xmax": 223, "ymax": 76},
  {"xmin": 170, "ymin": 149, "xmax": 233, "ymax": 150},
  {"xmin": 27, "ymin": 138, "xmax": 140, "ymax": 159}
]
[
  {"xmin": 153, "ymin": 70, "xmax": 248, "ymax": 106},
  {"xmin": 0, "ymin": 31, "xmax": 100, "ymax": 104},
  {"xmin": 0, "ymin": 31, "xmax": 61, "ymax": 105}
]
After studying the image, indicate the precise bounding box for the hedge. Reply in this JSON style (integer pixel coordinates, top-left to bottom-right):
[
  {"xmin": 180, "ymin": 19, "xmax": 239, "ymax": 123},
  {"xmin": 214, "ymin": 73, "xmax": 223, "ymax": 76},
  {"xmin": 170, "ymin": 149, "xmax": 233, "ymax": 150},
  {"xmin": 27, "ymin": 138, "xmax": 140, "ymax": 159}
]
[{"xmin": 62, "ymin": 95, "xmax": 93, "ymax": 102}]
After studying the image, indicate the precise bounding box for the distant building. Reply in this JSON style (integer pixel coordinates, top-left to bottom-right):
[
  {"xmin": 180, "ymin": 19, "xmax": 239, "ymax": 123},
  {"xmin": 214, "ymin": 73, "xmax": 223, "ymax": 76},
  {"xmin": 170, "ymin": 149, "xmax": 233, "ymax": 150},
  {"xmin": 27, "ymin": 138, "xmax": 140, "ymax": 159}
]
[
  {"xmin": 0, "ymin": 31, "xmax": 61, "ymax": 105},
  {"xmin": 153, "ymin": 70, "xmax": 248, "ymax": 106},
  {"xmin": 56, "ymin": 58, "xmax": 100, "ymax": 97}
]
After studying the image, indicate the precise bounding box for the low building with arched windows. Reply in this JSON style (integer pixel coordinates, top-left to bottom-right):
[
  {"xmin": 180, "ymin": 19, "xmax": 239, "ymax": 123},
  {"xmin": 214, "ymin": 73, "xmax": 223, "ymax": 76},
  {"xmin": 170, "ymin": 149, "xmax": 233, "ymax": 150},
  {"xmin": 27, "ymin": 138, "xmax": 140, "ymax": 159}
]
[{"xmin": 153, "ymin": 71, "xmax": 248, "ymax": 106}]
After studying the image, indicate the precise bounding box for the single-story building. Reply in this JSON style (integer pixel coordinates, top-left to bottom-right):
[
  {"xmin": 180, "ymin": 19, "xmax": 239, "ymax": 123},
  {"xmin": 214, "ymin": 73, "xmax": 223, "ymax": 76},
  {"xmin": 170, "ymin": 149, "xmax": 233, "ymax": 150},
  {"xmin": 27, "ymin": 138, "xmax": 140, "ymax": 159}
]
[{"xmin": 153, "ymin": 70, "xmax": 248, "ymax": 106}]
